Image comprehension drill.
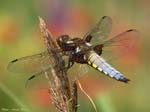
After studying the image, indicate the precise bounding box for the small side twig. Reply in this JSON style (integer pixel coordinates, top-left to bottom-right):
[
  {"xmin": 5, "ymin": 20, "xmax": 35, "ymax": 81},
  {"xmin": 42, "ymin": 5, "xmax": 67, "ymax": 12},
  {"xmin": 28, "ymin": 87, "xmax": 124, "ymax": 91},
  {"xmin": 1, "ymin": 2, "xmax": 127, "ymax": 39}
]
[
  {"xmin": 78, "ymin": 81, "xmax": 97, "ymax": 112},
  {"xmin": 39, "ymin": 17, "xmax": 78, "ymax": 112}
]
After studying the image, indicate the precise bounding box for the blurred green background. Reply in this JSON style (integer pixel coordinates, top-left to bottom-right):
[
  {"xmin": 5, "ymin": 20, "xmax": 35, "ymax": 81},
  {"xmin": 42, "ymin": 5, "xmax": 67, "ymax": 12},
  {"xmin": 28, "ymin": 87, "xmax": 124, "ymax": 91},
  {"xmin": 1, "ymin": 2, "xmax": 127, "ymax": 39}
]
[{"xmin": 0, "ymin": 0, "xmax": 149, "ymax": 112}]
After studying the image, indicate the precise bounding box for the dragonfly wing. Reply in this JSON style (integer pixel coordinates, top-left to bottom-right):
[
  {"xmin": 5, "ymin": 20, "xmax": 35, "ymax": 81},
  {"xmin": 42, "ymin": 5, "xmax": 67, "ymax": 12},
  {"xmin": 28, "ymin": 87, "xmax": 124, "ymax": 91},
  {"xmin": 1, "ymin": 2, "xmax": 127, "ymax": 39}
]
[
  {"xmin": 68, "ymin": 63, "xmax": 89, "ymax": 81},
  {"xmin": 25, "ymin": 67, "xmax": 51, "ymax": 89},
  {"xmin": 8, "ymin": 50, "xmax": 66, "ymax": 89},
  {"xmin": 101, "ymin": 29, "xmax": 140, "ymax": 61},
  {"xmin": 7, "ymin": 51, "xmax": 59, "ymax": 75},
  {"xmin": 83, "ymin": 16, "xmax": 112, "ymax": 46}
]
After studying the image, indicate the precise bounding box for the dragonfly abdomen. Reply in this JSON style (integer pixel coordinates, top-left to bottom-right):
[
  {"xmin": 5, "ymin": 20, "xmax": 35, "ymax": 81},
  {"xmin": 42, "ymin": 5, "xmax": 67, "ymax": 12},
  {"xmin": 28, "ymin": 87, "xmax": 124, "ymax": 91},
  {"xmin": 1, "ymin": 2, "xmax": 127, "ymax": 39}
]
[{"xmin": 87, "ymin": 51, "xmax": 130, "ymax": 83}]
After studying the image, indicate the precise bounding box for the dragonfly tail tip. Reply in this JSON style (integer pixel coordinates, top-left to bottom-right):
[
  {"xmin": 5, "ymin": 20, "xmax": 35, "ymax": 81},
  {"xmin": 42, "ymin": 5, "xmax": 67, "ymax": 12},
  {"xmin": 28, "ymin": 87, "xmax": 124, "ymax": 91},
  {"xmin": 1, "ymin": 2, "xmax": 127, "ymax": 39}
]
[{"xmin": 119, "ymin": 77, "xmax": 130, "ymax": 83}]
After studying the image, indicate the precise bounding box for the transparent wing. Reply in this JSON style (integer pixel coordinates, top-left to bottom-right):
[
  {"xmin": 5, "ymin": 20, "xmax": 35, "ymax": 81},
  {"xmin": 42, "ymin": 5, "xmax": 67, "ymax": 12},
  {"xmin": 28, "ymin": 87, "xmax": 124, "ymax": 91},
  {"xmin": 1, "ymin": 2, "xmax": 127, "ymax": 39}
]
[
  {"xmin": 101, "ymin": 29, "xmax": 140, "ymax": 60},
  {"xmin": 68, "ymin": 63, "xmax": 89, "ymax": 81},
  {"xmin": 25, "ymin": 68, "xmax": 51, "ymax": 89},
  {"xmin": 7, "ymin": 51, "xmax": 57, "ymax": 75},
  {"xmin": 26, "ymin": 61, "xmax": 89, "ymax": 89},
  {"xmin": 7, "ymin": 50, "xmax": 66, "ymax": 89},
  {"xmin": 83, "ymin": 16, "xmax": 112, "ymax": 46}
]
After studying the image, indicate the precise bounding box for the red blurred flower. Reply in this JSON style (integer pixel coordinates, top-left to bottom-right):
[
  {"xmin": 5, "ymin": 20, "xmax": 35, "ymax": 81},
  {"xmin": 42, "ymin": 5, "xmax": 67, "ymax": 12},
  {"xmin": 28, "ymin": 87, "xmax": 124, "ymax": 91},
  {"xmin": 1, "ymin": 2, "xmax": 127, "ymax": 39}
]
[{"xmin": 30, "ymin": 88, "xmax": 51, "ymax": 107}]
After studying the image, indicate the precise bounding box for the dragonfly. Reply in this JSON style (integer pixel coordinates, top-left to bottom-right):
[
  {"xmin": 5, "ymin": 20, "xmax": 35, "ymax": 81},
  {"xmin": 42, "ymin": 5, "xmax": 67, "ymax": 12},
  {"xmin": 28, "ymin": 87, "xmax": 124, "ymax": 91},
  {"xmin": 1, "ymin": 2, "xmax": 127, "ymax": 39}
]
[{"xmin": 7, "ymin": 16, "xmax": 139, "ymax": 86}]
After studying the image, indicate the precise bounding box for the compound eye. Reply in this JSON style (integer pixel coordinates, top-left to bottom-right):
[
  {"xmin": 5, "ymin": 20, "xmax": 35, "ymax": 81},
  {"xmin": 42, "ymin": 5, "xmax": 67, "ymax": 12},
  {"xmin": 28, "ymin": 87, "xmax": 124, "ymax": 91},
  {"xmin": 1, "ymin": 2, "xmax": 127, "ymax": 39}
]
[
  {"xmin": 63, "ymin": 35, "xmax": 70, "ymax": 42},
  {"xmin": 57, "ymin": 35, "xmax": 70, "ymax": 46},
  {"xmin": 59, "ymin": 35, "xmax": 70, "ymax": 42}
]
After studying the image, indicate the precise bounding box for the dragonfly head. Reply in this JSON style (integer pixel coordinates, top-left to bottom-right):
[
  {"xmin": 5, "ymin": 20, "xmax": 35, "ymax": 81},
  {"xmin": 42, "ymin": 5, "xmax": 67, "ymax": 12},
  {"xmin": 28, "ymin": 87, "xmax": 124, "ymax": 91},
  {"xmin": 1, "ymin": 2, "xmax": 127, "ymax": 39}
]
[{"xmin": 57, "ymin": 34, "xmax": 71, "ymax": 47}]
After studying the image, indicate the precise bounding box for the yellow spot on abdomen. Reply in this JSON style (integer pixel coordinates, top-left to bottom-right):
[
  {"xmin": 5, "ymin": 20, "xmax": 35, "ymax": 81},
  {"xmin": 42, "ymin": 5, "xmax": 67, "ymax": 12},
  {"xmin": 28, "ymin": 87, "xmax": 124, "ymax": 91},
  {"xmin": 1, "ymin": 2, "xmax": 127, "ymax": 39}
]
[
  {"xmin": 88, "ymin": 61, "xmax": 91, "ymax": 65},
  {"xmin": 97, "ymin": 67, "xmax": 102, "ymax": 72},
  {"xmin": 110, "ymin": 75, "xmax": 113, "ymax": 77},
  {"xmin": 88, "ymin": 55, "xmax": 92, "ymax": 60},
  {"xmin": 103, "ymin": 71, "xmax": 108, "ymax": 75},
  {"xmin": 92, "ymin": 63, "xmax": 97, "ymax": 68}
]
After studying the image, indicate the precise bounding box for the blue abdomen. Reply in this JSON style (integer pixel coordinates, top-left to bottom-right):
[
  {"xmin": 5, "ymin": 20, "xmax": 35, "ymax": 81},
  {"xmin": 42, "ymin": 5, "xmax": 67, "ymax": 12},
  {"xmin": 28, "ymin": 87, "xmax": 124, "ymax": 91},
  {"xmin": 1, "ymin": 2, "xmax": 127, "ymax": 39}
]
[{"xmin": 87, "ymin": 51, "xmax": 130, "ymax": 83}]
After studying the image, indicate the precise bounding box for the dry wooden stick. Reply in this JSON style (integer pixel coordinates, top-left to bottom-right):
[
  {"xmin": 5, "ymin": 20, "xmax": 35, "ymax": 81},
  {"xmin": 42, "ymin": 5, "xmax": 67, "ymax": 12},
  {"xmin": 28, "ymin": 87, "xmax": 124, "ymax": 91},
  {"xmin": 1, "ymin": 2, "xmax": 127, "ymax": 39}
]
[{"xmin": 39, "ymin": 17, "xmax": 78, "ymax": 112}]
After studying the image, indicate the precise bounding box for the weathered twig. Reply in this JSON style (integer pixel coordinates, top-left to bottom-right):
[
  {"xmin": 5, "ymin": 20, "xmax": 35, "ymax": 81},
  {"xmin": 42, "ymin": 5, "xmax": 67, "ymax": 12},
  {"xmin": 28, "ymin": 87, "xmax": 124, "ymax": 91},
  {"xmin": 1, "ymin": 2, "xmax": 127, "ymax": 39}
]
[{"xmin": 39, "ymin": 17, "xmax": 78, "ymax": 112}]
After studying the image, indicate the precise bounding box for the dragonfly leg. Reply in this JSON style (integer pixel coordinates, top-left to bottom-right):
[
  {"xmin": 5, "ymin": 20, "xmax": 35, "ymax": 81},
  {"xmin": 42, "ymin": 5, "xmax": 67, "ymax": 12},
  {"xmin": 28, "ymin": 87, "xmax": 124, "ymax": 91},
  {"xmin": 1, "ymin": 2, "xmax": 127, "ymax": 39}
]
[
  {"xmin": 67, "ymin": 60, "xmax": 74, "ymax": 69},
  {"xmin": 67, "ymin": 52, "xmax": 75, "ymax": 69}
]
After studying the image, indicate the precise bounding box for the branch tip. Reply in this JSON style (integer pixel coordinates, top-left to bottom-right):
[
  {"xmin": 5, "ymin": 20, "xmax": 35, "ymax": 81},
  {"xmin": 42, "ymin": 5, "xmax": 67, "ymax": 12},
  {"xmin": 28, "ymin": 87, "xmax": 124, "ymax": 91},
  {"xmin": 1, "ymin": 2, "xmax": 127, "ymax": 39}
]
[{"xmin": 38, "ymin": 16, "xmax": 46, "ymax": 29}]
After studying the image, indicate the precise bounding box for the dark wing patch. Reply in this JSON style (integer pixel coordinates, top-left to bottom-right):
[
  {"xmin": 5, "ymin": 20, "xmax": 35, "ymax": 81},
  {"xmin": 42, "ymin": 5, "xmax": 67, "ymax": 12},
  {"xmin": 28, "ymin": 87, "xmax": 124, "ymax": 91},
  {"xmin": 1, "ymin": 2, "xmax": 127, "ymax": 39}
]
[
  {"xmin": 11, "ymin": 59, "xmax": 18, "ymax": 63},
  {"xmin": 83, "ymin": 16, "xmax": 112, "ymax": 46}
]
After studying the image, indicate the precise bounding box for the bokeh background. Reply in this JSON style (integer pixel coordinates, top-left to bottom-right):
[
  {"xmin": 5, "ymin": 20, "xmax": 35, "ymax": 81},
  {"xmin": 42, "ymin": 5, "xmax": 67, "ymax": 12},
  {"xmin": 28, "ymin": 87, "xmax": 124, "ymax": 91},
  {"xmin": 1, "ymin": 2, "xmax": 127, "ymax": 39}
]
[{"xmin": 0, "ymin": 0, "xmax": 149, "ymax": 112}]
